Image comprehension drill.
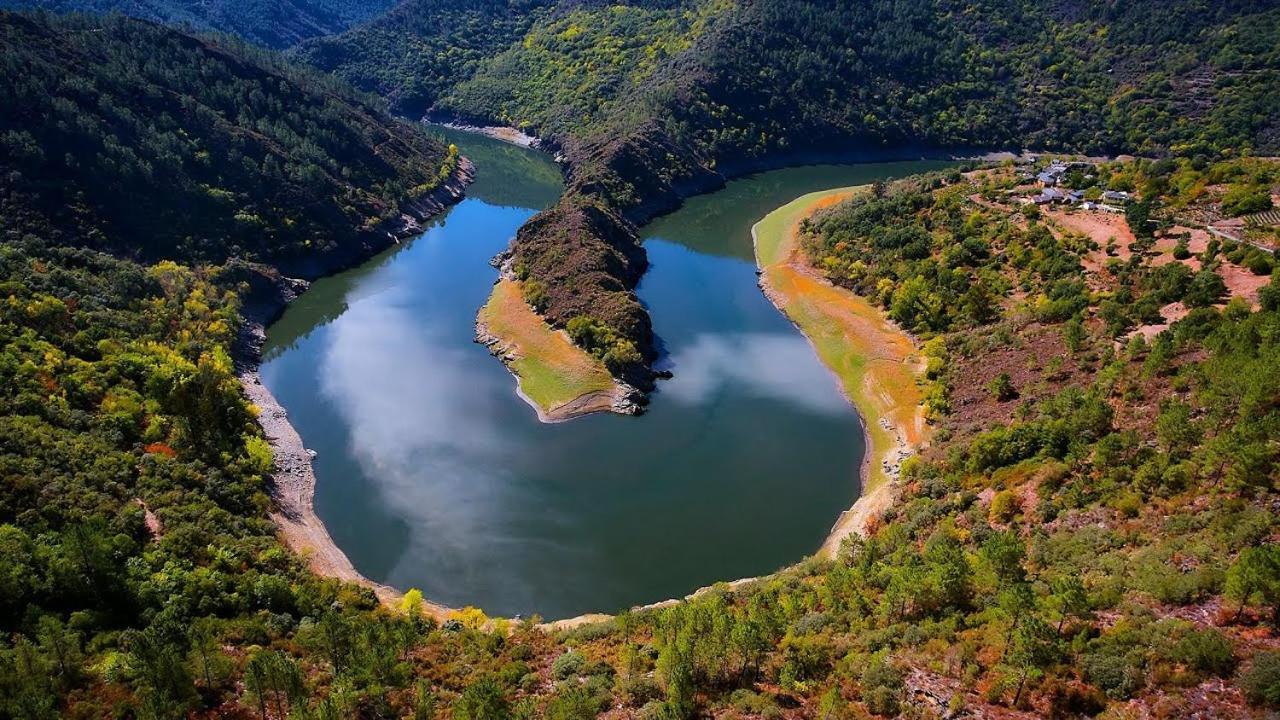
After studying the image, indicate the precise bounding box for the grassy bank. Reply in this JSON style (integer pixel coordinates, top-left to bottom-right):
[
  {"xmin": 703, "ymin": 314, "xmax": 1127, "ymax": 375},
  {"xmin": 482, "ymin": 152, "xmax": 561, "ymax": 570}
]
[
  {"xmin": 752, "ymin": 187, "xmax": 927, "ymax": 554},
  {"xmin": 477, "ymin": 278, "xmax": 622, "ymax": 421}
]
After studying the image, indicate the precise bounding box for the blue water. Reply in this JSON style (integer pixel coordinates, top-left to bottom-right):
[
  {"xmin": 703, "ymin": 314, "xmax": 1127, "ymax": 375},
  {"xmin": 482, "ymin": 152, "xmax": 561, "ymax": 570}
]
[{"xmin": 262, "ymin": 128, "xmax": 947, "ymax": 619}]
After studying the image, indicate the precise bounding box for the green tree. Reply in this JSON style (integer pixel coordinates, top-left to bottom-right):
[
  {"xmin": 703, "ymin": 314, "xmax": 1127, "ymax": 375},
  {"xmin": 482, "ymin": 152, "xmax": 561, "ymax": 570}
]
[
  {"xmin": 127, "ymin": 629, "xmax": 197, "ymax": 720},
  {"xmin": 35, "ymin": 617, "xmax": 82, "ymax": 693},
  {"xmin": 244, "ymin": 650, "xmax": 306, "ymax": 720},
  {"xmin": 188, "ymin": 620, "xmax": 232, "ymax": 691},
  {"xmin": 1008, "ymin": 616, "xmax": 1059, "ymax": 707},
  {"xmin": 981, "ymin": 531, "xmax": 1027, "ymax": 589},
  {"xmin": 1063, "ymin": 315, "xmax": 1086, "ymax": 353},
  {"xmin": 0, "ymin": 639, "xmax": 58, "ymax": 720},
  {"xmin": 962, "ymin": 281, "xmax": 998, "ymax": 325},
  {"xmin": 453, "ymin": 677, "xmax": 510, "ymax": 720},
  {"xmin": 1048, "ymin": 576, "xmax": 1090, "ymax": 635},
  {"xmin": 1226, "ymin": 545, "xmax": 1280, "ymax": 624}
]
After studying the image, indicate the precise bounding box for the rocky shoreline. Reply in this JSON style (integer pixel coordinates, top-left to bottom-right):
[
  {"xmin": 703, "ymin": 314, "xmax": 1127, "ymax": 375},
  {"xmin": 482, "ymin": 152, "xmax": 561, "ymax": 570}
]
[
  {"xmin": 428, "ymin": 119, "xmax": 546, "ymax": 152},
  {"xmin": 232, "ymin": 158, "xmax": 475, "ymax": 614}
]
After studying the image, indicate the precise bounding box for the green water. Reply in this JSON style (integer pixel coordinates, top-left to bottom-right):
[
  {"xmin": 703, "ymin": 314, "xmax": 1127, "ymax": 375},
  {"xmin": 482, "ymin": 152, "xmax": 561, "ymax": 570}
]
[{"xmin": 261, "ymin": 127, "xmax": 952, "ymax": 619}]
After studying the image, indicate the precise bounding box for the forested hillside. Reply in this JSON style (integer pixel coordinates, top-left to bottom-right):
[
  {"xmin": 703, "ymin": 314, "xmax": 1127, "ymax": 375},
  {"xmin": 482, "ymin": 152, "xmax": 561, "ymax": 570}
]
[
  {"xmin": 291, "ymin": 0, "xmax": 553, "ymax": 115},
  {"xmin": 0, "ymin": 0, "xmax": 393, "ymax": 47},
  {"xmin": 304, "ymin": 0, "xmax": 1280, "ymax": 384},
  {"xmin": 2, "ymin": 2, "xmax": 1279, "ymax": 718},
  {"xmin": 0, "ymin": 12, "xmax": 461, "ymax": 275},
  {"xmin": 0, "ymin": 10, "xmax": 480, "ymax": 719}
]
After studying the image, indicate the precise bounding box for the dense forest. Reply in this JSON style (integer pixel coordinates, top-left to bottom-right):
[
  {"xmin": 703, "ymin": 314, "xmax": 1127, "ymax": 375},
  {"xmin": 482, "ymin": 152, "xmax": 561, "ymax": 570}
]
[
  {"xmin": 3, "ymin": 2, "xmax": 1280, "ymax": 718},
  {"xmin": 0, "ymin": 0, "xmax": 392, "ymax": 47},
  {"xmin": 304, "ymin": 0, "xmax": 1280, "ymax": 382},
  {"xmin": 292, "ymin": 0, "xmax": 553, "ymax": 116},
  {"xmin": 0, "ymin": 12, "xmax": 459, "ymax": 276}
]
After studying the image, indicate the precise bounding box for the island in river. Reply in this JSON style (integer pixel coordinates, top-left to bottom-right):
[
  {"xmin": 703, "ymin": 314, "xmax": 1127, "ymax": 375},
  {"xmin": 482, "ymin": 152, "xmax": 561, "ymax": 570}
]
[{"xmin": 476, "ymin": 277, "xmax": 635, "ymax": 422}]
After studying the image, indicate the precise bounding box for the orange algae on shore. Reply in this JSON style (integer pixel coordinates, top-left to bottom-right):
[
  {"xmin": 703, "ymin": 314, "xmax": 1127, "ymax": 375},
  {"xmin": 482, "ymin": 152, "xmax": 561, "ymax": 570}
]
[{"xmin": 752, "ymin": 187, "xmax": 928, "ymax": 556}]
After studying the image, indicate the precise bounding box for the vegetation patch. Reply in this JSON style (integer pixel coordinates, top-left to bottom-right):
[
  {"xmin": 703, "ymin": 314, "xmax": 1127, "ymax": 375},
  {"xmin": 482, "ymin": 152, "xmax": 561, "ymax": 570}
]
[{"xmin": 477, "ymin": 278, "xmax": 620, "ymax": 421}]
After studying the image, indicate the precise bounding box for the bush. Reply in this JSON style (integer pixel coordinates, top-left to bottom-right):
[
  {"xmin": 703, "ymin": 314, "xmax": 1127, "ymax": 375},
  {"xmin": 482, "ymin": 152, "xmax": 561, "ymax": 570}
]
[
  {"xmin": 1043, "ymin": 679, "xmax": 1108, "ymax": 719},
  {"xmin": 1083, "ymin": 648, "xmax": 1144, "ymax": 699},
  {"xmin": 619, "ymin": 676, "xmax": 663, "ymax": 707},
  {"xmin": 552, "ymin": 650, "xmax": 586, "ymax": 680},
  {"xmin": 1171, "ymin": 628, "xmax": 1234, "ymax": 676},
  {"xmin": 989, "ymin": 490, "xmax": 1019, "ymax": 523},
  {"xmin": 729, "ymin": 688, "xmax": 780, "ymax": 716},
  {"xmin": 988, "ymin": 373, "xmax": 1018, "ymax": 401},
  {"xmin": 1241, "ymin": 651, "xmax": 1280, "ymax": 708},
  {"xmin": 860, "ymin": 656, "xmax": 903, "ymax": 717},
  {"xmin": 523, "ymin": 279, "xmax": 550, "ymax": 312},
  {"xmin": 1245, "ymin": 250, "xmax": 1275, "ymax": 276},
  {"xmin": 794, "ymin": 612, "xmax": 832, "ymax": 635},
  {"xmin": 566, "ymin": 315, "xmax": 642, "ymax": 371},
  {"xmin": 546, "ymin": 682, "xmax": 606, "ymax": 720},
  {"xmin": 638, "ymin": 700, "xmax": 670, "ymax": 720},
  {"xmin": 863, "ymin": 686, "xmax": 900, "ymax": 717},
  {"xmin": 453, "ymin": 677, "xmax": 510, "ymax": 720}
]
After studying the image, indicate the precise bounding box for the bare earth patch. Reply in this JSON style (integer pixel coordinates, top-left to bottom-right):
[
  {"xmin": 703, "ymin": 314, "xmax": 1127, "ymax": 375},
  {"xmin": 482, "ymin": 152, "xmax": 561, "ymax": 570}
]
[
  {"xmin": 1049, "ymin": 207, "xmax": 1136, "ymax": 276},
  {"xmin": 1219, "ymin": 262, "xmax": 1270, "ymax": 308}
]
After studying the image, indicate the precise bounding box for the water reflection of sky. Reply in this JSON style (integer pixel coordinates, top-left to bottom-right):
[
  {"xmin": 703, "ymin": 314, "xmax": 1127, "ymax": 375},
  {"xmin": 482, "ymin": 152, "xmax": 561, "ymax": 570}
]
[
  {"xmin": 662, "ymin": 332, "xmax": 850, "ymax": 414},
  {"xmin": 259, "ymin": 140, "xmax": 951, "ymax": 619},
  {"xmin": 263, "ymin": 208, "xmax": 864, "ymax": 617}
]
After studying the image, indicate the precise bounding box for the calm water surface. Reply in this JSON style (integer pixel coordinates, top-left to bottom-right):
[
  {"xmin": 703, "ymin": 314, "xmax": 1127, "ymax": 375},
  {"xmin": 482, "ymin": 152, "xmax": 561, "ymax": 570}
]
[{"xmin": 261, "ymin": 128, "xmax": 952, "ymax": 618}]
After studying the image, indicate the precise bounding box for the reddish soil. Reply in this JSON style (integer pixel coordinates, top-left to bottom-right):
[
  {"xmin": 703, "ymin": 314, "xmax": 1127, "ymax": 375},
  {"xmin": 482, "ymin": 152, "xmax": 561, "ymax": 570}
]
[
  {"xmin": 1049, "ymin": 208, "xmax": 1136, "ymax": 274},
  {"xmin": 1220, "ymin": 262, "xmax": 1270, "ymax": 308}
]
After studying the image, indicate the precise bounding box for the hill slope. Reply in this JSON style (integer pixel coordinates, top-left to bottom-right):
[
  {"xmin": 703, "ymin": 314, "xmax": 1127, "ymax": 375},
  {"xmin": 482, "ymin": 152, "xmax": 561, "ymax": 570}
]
[
  {"xmin": 0, "ymin": 11, "xmax": 462, "ymax": 276},
  {"xmin": 0, "ymin": 0, "xmax": 394, "ymax": 47},
  {"xmin": 305, "ymin": 0, "xmax": 1280, "ymax": 384},
  {"xmin": 0, "ymin": 13, "xmax": 474, "ymax": 718},
  {"xmin": 290, "ymin": 0, "xmax": 552, "ymax": 114}
]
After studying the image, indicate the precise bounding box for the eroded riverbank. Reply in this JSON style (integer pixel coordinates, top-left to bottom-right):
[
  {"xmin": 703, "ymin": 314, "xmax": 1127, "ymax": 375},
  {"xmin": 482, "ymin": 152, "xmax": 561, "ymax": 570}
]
[{"xmin": 752, "ymin": 187, "xmax": 929, "ymax": 556}]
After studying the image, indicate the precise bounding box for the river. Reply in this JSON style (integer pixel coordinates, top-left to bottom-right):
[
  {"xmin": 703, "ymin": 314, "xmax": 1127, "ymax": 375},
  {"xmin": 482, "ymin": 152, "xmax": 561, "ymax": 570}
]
[{"xmin": 260, "ymin": 127, "xmax": 954, "ymax": 619}]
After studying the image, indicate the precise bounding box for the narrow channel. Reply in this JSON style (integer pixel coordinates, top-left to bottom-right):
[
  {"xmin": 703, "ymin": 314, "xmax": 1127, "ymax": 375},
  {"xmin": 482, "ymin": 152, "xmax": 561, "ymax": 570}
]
[{"xmin": 260, "ymin": 127, "xmax": 953, "ymax": 619}]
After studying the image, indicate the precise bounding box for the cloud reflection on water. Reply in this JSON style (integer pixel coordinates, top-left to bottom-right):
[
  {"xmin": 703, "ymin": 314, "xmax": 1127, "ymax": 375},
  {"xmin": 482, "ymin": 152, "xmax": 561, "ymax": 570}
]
[
  {"xmin": 318, "ymin": 289, "xmax": 573, "ymax": 604},
  {"xmin": 661, "ymin": 332, "xmax": 850, "ymax": 415}
]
